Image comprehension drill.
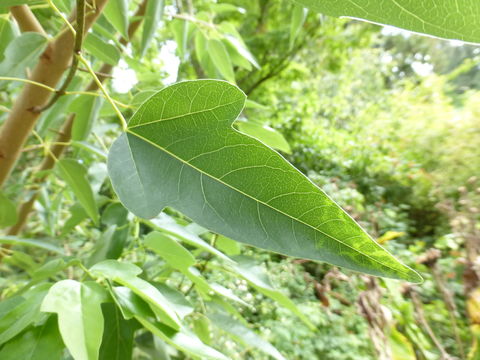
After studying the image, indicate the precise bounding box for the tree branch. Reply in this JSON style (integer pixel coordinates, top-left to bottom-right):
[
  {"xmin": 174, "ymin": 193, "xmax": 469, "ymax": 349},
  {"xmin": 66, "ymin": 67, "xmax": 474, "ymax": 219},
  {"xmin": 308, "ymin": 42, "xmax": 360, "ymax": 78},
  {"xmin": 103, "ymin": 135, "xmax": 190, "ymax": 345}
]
[
  {"xmin": 7, "ymin": 0, "xmax": 148, "ymax": 236},
  {"xmin": 10, "ymin": 5, "xmax": 47, "ymax": 35},
  {"xmin": 0, "ymin": 0, "xmax": 108, "ymax": 188}
]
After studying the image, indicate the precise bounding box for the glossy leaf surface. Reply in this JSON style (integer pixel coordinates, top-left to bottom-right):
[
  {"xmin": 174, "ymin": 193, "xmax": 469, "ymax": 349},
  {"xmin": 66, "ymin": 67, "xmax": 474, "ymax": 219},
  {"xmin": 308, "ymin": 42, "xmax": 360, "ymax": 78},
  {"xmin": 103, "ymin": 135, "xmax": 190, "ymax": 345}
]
[
  {"xmin": 107, "ymin": 80, "xmax": 420, "ymax": 282},
  {"xmin": 294, "ymin": 0, "xmax": 480, "ymax": 43}
]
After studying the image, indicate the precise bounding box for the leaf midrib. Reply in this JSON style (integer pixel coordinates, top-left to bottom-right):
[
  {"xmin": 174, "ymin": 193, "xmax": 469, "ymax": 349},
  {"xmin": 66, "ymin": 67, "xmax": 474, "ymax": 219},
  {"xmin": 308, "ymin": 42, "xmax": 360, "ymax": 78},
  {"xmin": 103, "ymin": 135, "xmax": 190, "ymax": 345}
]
[{"xmin": 126, "ymin": 130, "xmax": 413, "ymax": 279}]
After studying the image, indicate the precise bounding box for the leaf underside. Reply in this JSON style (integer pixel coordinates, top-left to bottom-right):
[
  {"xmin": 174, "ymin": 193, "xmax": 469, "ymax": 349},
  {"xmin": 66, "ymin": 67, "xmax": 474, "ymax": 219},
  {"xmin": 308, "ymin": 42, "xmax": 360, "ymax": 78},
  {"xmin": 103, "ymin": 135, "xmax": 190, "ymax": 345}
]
[
  {"xmin": 294, "ymin": 0, "xmax": 480, "ymax": 44},
  {"xmin": 107, "ymin": 80, "xmax": 421, "ymax": 282}
]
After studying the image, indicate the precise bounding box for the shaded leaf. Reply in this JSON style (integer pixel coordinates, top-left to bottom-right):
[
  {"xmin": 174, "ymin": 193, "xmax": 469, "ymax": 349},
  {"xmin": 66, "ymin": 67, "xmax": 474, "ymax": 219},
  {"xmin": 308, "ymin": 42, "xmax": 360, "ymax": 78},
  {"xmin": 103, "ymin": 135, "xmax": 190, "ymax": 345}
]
[
  {"xmin": 84, "ymin": 33, "xmax": 120, "ymax": 66},
  {"xmin": 99, "ymin": 303, "xmax": 138, "ymax": 360},
  {"xmin": 0, "ymin": 32, "xmax": 47, "ymax": 79},
  {"xmin": 209, "ymin": 311, "xmax": 286, "ymax": 360},
  {"xmin": 107, "ymin": 80, "xmax": 420, "ymax": 282},
  {"xmin": 0, "ymin": 316, "xmax": 64, "ymax": 360},
  {"xmin": 56, "ymin": 159, "xmax": 98, "ymax": 223},
  {"xmin": 69, "ymin": 94, "xmax": 104, "ymax": 141},
  {"xmin": 0, "ymin": 192, "xmax": 17, "ymax": 228}
]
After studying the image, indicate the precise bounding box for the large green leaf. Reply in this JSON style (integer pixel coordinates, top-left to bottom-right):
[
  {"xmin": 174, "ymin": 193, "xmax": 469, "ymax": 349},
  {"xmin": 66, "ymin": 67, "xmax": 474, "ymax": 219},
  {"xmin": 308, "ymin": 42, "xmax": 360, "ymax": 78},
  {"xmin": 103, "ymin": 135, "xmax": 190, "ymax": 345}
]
[
  {"xmin": 293, "ymin": 0, "xmax": 480, "ymax": 44},
  {"xmin": 107, "ymin": 80, "xmax": 421, "ymax": 283},
  {"xmin": 41, "ymin": 280, "xmax": 108, "ymax": 360}
]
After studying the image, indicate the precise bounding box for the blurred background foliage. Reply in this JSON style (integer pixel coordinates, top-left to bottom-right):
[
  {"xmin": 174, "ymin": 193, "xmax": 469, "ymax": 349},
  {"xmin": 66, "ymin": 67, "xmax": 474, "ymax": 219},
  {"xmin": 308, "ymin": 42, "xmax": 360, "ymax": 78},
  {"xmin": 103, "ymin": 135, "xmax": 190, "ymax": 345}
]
[{"xmin": 1, "ymin": 0, "xmax": 480, "ymax": 359}]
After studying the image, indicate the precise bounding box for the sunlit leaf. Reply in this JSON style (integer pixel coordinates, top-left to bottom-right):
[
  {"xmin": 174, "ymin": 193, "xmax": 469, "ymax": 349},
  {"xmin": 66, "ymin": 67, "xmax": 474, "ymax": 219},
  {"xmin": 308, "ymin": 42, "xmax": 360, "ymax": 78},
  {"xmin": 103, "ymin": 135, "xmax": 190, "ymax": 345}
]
[
  {"xmin": 0, "ymin": 192, "xmax": 17, "ymax": 228},
  {"xmin": 41, "ymin": 280, "xmax": 108, "ymax": 360},
  {"xmin": 294, "ymin": 0, "xmax": 480, "ymax": 44},
  {"xmin": 103, "ymin": 0, "xmax": 129, "ymax": 39}
]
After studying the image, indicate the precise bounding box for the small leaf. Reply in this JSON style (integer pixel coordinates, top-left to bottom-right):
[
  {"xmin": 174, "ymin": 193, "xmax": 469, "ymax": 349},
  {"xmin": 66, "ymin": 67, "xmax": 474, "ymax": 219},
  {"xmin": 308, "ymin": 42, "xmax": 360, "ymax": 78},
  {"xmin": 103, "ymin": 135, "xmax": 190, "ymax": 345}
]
[
  {"xmin": 103, "ymin": 0, "xmax": 129, "ymax": 39},
  {"xmin": 0, "ymin": 19, "xmax": 17, "ymax": 62},
  {"xmin": 69, "ymin": 94, "xmax": 104, "ymax": 141},
  {"xmin": 0, "ymin": 192, "xmax": 17, "ymax": 228},
  {"xmin": 0, "ymin": 284, "xmax": 51, "ymax": 345},
  {"xmin": 228, "ymin": 256, "xmax": 315, "ymax": 329},
  {"xmin": 171, "ymin": 19, "xmax": 190, "ymax": 61},
  {"xmin": 290, "ymin": 4, "xmax": 308, "ymax": 49},
  {"xmin": 0, "ymin": 32, "xmax": 47, "ymax": 79},
  {"xmin": 140, "ymin": 0, "xmax": 164, "ymax": 56},
  {"xmin": 209, "ymin": 311, "xmax": 286, "ymax": 360},
  {"xmin": 0, "ymin": 236, "xmax": 64, "ymax": 254},
  {"xmin": 84, "ymin": 33, "xmax": 120, "ymax": 66},
  {"xmin": 237, "ymin": 121, "xmax": 291, "ymax": 153},
  {"xmin": 107, "ymin": 80, "xmax": 421, "ymax": 283},
  {"xmin": 0, "ymin": 316, "xmax": 64, "ymax": 360},
  {"xmin": 294, "ymin": 0, "xmax": 480, "ymax": 44},
  {"xmin": 207, "ymin": 39, "xmax": 235, "ymax": 82},
  {"xmin": 56, "ymin": 159, "xmax": 99, "ymax": 223},
  {"xmin": 144, "ymin": 232, "xmax": 195, "ymax": 270},
  {"xmin": 90, "ymin": 260, "xmax": 181, "ymax": 330},
  {"xmin": 41, "ymin": 280, "xmax": 108, "ymax": 360}
]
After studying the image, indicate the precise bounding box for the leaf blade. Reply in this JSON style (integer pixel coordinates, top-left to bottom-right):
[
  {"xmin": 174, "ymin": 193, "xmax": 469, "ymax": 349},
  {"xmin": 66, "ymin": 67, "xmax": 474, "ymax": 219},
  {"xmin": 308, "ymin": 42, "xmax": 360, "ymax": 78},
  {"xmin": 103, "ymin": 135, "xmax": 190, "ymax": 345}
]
[{"xmin": 107, "ymin": 80, "xmax": 421, "ymax": 283}]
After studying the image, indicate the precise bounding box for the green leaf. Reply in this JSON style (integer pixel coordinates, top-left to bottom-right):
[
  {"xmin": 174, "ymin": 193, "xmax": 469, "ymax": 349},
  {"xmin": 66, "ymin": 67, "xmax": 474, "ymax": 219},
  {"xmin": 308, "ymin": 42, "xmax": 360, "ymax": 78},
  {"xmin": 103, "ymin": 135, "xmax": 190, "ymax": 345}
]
[
  {"xmin": 0, "ymin": 316, "xmax": 64, "ymax": 360},
  {"xmin": 215, "ymin": 235, "xmax": 241, "ymax": 256},
  {"xmin": 69, "ymin": 94, "xmax": 104, "ymax": 141},
  {"xmin": 99, "ymin": 303, "xmax": 137, "ymax": 360},
  {"xmin": 0, "ymin": 19, "xmax": 17, "ymax": 62},
  {"xmin": 171, "ymin": 19, "xmax": 190, "ymax": 61},
  {"xmin": 145, "ymin": 232, "xmax": 195, "ymax": 270},
  {"xmin": 294, "ymin": 0, "xmax": 480, "ymax": 44},
  {"xmin": 56, "ymin": 159, "xmax": 99, "ymax": 223},
  {"xmin": 290, "ymin": 4, "xmax": 308, "ymax": 49},
  {"xmin": 146, "ymin": 213, "xmax": 232, "ymax": 262},
  {"xmin": 140, "ymin": 0, "xmax": 164, "ymax": 56},
  {"xmin": 110, "ymin": 287, "xmax": 227, "ymax": 359},
  {"xmin": 226, "ymin": 256, "xmax": 315, "ymax": 329},
  {"xmin": 193, "ymin": 314, "xmax": 212, "ymax": 345},
  {"xmin": 107, "ymin": 80, "xmax": 421, "ymax": 283},
  {"xmin": 0, "ymin": 284, "xmax": 51, "ymax": 345},
  {"xmin": 137, "ymin": 318, "xmax": 228, "ymax": 360},
  {"xmin": 90, "ymin": 260, "xmax": 181, "ymax": 330},
  {"xmin": 0, "ymin": 192, "xmax": 17, "ymax": 228},
  {"xmin": 41, "ymin": 280, "xmax": 108, "ymax": 360},
  {"xmin": 207, "ymin": 39, "xmax": 235, "ymax": 82},
  {"xmin": 103, "ymin": 0, "xmax": 129, "ymax": 39},
  {"xmin": 87, "ymin": 225, "xmax": 118, "ymax": 267},
  {"xmin": 154, "ymin": 283, "xmax": 194, "ymax": 319},
  {"xmin": 237, "ymin": 121, "xmax": 291, "ymax": 154},
  {"xmin": 84, "ymin": 33, "xmax": 120, "ymax": 66},
  {"xmin": 0, "ymin": 32, "xmax": 47, "ymax": 79},
  {"xmin": 209, "ymin": 311, "xmax": 286, "ymax": 360}
]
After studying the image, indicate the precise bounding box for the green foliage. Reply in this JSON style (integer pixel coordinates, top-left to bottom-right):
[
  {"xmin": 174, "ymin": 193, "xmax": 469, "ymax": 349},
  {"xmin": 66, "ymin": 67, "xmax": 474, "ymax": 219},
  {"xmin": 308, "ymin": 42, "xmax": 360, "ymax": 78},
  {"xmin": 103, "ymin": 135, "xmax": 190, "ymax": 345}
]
[
  {"xmin": 1, "ymin": 0, "xmax": 479, "ymax": 359},
  {"xmin": 295, "ymin": 0, "xmax": 480, "ymax": 43}
]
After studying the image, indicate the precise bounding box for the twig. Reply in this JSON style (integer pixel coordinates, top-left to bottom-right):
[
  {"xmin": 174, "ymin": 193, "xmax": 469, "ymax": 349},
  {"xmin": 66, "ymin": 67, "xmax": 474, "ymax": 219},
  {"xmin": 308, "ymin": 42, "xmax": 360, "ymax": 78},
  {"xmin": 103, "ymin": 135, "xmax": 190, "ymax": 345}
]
[
  {"xmin": 77, "ymin": 54, "xmax": 128, "ymax": 130},
  {"xmin": 35, "ymin": 0, "xmax": 86, "ymax": 113}
]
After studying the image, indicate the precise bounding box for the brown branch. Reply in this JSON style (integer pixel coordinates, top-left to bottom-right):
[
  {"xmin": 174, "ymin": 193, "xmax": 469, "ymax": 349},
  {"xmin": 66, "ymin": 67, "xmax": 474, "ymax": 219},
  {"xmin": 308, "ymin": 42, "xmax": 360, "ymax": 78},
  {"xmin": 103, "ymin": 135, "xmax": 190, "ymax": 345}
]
[
  {"xmin": 35, "ymin": 0, "xmax": 87, "ymax": 113},
  {"xmin": 0, "ymin": 0, "xmax": 108, "ymax": 188},
  {"xmin": 7, "ymin": 0, "xmax": 148, "ymax": 236},
  {"xmin": 10, "ymin": 5, "xmax": 47, "ymax": 35}
]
